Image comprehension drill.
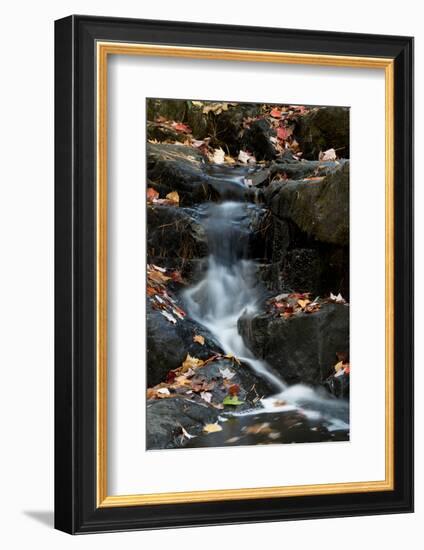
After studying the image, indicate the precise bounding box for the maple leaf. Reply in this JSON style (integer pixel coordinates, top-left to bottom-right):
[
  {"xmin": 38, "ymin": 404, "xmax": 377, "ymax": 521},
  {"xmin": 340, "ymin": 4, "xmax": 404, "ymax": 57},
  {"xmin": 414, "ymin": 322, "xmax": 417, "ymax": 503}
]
[
  {"xmin": 277, "ymin": 126, "xmax": 291, "ymax": 141},
  {"xmin": 238, "ymin": 150, "xmax": 256, "ymax": 164},
  {"xmin": 319, "ymin": 148, "xmax": 337, "ymax": 161},
  {"xmin": 147, "ymin": 187, "xmax": 159, "ymax": 202},
  {"xmin": 200, "ymin": 391, "xmax": 212, "ymax": 403},
  {"xmin": 180, "ymin": 354, "xmax": 204, "ymax": 373},
  {"xmin": 219, "ymin": 367, "xmax": 235, "ymax": 380},
  {"xmin": 165, "ymin": 191, "xmax": 180, "ymax": 205},
  {"xmin": 270, "ymin": 108, "xmax": 282, "ymax": 118},
  {"xmin": 193, "ymin": 334, "xmax": 205, "ymax": 345},
  {"xmin": 212, "ymin": 148, "xmax": 225, "ymax": 164},
  {"xmin": 172, "ymin": 122, "xmax": 192, "ymax": 134},
  {"xmin": 203, "ymin": 423, "xmax": 223, "ymax": 433},
  {"xmin": 222, "ymin": 395, "xmax": 244, "ymax": 406}
]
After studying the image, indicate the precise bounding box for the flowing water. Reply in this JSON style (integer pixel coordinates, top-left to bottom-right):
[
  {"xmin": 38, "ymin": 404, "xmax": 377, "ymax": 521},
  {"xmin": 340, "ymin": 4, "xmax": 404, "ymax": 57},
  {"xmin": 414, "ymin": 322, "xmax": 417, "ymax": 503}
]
[{"xmin": 183, "ymin": 169, "xmax": 349, "ymax": 446}]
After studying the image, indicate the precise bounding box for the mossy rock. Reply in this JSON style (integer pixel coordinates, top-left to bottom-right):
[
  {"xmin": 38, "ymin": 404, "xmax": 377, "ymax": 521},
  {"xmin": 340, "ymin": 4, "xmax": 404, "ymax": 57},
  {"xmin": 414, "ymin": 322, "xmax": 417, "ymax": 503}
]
[{"xmin": 295, "ymin": 107, "xmax": 349, "ymax": 160}]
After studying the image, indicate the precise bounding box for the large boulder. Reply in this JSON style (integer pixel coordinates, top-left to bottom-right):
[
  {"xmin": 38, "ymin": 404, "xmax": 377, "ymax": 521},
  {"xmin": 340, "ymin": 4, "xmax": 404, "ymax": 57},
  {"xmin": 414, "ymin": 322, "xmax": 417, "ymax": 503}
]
[
  {"xmin": 266, "ymin": 161, "xmax": 349, "ymax": 247},
  {"xmin": 147, "ymin": 301, "xmax": 222, "ymax": 386},
  {"xmin": 238, "ymin": 303, "xmax": 349, "ymax": 386},
  {"xmin": 294, "ymin": 107, "xmax": 349, "ymax": 160},
  {"xmin": 147, "ymin": 144, "xmax": 211, "ymax": 206},
  {"xmin": 146, "ymin": 397, "xmax": 219, "ymax": 450},
  {"xmin": 147, "ymin": 205, "xmax": 208, "ymax": 278}
]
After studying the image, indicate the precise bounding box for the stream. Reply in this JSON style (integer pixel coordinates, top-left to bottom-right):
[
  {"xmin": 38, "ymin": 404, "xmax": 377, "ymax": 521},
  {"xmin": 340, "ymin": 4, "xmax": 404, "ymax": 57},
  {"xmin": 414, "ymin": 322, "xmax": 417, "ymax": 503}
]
[{"xmin": 182, "ymin": 166, "xmax": 349, "ymax": 447}]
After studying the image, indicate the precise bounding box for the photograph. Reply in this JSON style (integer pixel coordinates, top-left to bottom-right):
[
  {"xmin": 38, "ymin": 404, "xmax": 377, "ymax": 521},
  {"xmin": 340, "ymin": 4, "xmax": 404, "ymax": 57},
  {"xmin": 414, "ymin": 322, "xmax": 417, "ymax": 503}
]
[{"xmin": 145, "ymin": 98, "xmax": 350, "ymax": 450}]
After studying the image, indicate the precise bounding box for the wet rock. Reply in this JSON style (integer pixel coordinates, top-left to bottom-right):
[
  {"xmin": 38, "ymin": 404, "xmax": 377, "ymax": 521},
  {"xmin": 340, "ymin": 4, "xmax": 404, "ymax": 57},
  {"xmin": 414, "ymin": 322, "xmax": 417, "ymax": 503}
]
[
  {"xmin": 147, "ymin": 144, "xmax": 211, "ymax": 206},
  {"xmin": 241, "ymin": 118, "xmax": 277, "ymax": 161},
  {"xmin": 147, "ymin": 301, "xmax": 223, "ymax": 387},
  {"xmin": 324, "ymin": 371, "xmax": 350, "ymax": 398},
  {"xmin": 146, "ymin": 397, "xmax": 219, "ymax": 449},
  {"xmin": 209, "ymin": 103, "xmax": 261, "ymax": 154},
  {"xmin": 147, "ymin": 98, "xmax": 187, "ymax": 124},
  {"xmin": 147, "ymin": 205, "xmax": 208, "ymax": 276},
  {"xmin": 146, "ymin": 121, "xmax": 186, "ymax": 143},
  {"xmin": 295, "ymin": 107, "xmax": 349, "ymax": 160},
  {"xmin": 268, "ymin": 159, "xmax": 343, "ymax": 181},
  {"xmin": 266, "ymin": 161, "xmax": 349, "ymax": 247},
  {"xmin": 238, "ymin": 303, "xmax": 349, "ymax": 386}
]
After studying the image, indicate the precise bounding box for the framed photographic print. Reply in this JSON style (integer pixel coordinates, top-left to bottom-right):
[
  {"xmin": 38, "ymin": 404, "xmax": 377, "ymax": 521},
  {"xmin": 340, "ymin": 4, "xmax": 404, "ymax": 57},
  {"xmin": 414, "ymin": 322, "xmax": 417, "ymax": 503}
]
[{"xmin": 54, "ymin": 15, "xmax": 414, "ymax": 533}]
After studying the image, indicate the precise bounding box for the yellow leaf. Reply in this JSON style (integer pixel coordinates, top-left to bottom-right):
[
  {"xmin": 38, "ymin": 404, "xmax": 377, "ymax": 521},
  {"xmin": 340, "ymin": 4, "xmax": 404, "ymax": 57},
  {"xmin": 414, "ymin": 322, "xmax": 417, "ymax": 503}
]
[
  {"xmin": 334, "ymin": 360, "xmax": 344, "ymax": 373},
  {"xmin": 193, "ymin": 334, "xmax": 205, "ymax": 345},
  {"xmin": 298, "ymin": 299, "xmax": 310, "ymax": 309},
  {"xmin": 165, "ymin": 191, "xmax": 180, "ymax": 204},
  {"xmin": 203, "ymin": 423, "xmax": 223, "ymax": 434},
  {"xmin": 180, "ymin": 353, "xmax": 204, "ymax": 373}
]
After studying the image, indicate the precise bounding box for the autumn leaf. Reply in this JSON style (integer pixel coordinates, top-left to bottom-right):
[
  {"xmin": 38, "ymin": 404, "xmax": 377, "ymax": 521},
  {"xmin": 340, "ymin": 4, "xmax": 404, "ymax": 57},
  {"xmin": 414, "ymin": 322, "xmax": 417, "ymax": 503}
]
[
  {"xmin": 334, "ymin": 360, "xmax": 345, "ymax": 373},
  {"xmin": 270, "ymin": 108, "xmax": 282, "ymax": 118},
  {"xmin": 180, "ymin": 353, "xmax": 204, "ymax": 373},
  {"xmin": 297, "ymin": 299, "xmax": 310, "ymax": 309},
  {"xmin": 212, "ymin": 148, "xmax": 225, "ymax": 164},
  {"xmin": 319, "ymin": 148, "xmax": 337, "ymax": 161},
  {"xmin": 172, "ymin": 122, "xmax": 192, "ymax": 134},
  {"xmin": 193, "ymin": 334, "xmax": 205, "ymax": 346},
  {"xmin": 147, "ymin": 187, "xmax": 159, "ymax": 202},
  {"xmin": 238, "ymin": 150, "xmax": 256, "ymax": 164},
  {"xmin": 228, "ymin": 384, "xmax": 240, "ymax": 396},
  {"xmin": 219, "ymin": 367, "xmax": 235, "ymax": 380},
  {"xmin": 223, "ymin": 395, "xmax": 244, "ymax": 406},
  {"xmin": 245, "ymin": 422, "xmax": 272, "ymax": 435},
  {"xmin": 165, "ymin": 191, "xmax": 180, "ymax": 205},
  {"xmin": 203, "ymin": 423, "xmax": 223, "ymax": 433},
  {"xmin": 277, "ymin": 126, "xmax": 291, "ymax": 141}
]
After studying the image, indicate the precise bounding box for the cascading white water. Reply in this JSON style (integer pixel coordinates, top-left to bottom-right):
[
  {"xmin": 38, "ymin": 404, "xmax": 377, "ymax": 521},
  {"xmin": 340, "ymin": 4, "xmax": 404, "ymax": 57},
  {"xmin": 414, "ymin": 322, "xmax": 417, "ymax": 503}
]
[
  {"xmin": 184, "ymin": 199, "xmax": 349, "ymax": 429},
  {"xmin": 184, "ymin": 201, "xmax": 286, "ymax": 392}
]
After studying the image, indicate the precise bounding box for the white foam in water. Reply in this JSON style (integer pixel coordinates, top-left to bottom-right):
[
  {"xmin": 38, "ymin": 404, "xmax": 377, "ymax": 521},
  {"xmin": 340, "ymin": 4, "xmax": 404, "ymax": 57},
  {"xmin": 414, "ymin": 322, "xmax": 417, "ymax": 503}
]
[{"xmin": 184, "ymin": 200, "xmax": 348, "ymax": 429}]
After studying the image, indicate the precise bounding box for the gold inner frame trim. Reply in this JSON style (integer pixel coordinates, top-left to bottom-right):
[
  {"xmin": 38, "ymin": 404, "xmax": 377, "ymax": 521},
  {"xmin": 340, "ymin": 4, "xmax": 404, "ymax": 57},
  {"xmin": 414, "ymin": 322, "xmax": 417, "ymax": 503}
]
[{"xmin": 96, "ymin": 42, "xmax": 395, "ymax": 508}]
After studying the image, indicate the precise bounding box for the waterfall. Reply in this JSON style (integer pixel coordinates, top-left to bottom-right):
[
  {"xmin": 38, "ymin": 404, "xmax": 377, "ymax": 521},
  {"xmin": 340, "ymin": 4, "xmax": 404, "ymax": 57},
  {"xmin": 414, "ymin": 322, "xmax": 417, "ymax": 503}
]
[{"xmin": 184, "ymin": 201, "xmax": 286, "ymax": 392}]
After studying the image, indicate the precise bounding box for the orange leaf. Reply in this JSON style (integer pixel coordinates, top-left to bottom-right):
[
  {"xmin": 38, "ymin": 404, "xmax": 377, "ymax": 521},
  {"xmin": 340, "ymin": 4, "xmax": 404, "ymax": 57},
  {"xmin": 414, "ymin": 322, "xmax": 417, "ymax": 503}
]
[{"xmin": 147, "ymin": 187, "xmax": 159, "ymax": 202}]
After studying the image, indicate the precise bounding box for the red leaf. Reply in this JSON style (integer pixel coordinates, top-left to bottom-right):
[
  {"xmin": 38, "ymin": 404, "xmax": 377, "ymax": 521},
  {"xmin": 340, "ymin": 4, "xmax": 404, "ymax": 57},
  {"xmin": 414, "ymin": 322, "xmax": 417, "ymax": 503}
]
[
  {"xmin": 147, "ymin": 187, "xmax": 159, "ymax": 202},
  {"xmin": 277, "ymin": 126, "xmax": 290, "ymax": 140},
  {"xmin": 228, "ymin": 384, "xmax": 240, "ymax": 396},
  {"xmin": 165, "ymin": 371, "xmax": 176, "ymax": 383},
  {"xmin": 270, "ymin": 108, "xmax": 282, "ymax": 118},
  {"xmin": 173, "ymin": 122, "xmax": 192, "ymax": 134}
]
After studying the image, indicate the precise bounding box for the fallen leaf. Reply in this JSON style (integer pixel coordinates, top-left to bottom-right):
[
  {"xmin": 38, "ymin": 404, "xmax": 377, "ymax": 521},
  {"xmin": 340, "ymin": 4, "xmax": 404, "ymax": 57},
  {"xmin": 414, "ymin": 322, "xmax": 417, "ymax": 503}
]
[
  {"xmin": 334, "ymin": 360, "xmax": 344, "ymax": 373},
  {"xmin": 147, "ymin": 187, "xmax": 159, "ymax": 202},
  {"xmin": 228, "ymin": 384, "xmax": 240, "ymax": 396},
  {"xmin": 165, "ymin": 191, "xmax": 180, "ymax": 205},
  {"xmin": 160, "ymin": 310, "xmax": 177, "ymax": 324},
  {"xmin": 193, "ymin": 334, "xmax": 205, "ymax": 345},
  {"xmin": 172, "ymin": 122, "xmax": 192, "ymax": 134},
  {"xmin": 270, "ymin": 108, "xmax": 282, "ymax": 118},
  {"xmin": 319, "ymin": 148, "xmax": 337, "ymax": 161},
  {"xmin": 180, "ymin": 353, "xmax": 204, "ymax": 373},
  {"xmin": 222, "ymin": 395, "xmax": 244, "ymax": 406},
  {"xmin": 212, "ymin": 148, "xmax": 225, "ymax": 164},
  {"xmin": 244, "ymin": 422, "xmax": 272, "ymax": 434},
  {"xmin": 277, "ymin": 126, "xmax": 291, "ymax": 141},
  {"xmin": 203, "ymin": 423, "xmax": 223, "ymax": 433},
  {"xmin": 200, "ymin": 391, "xmax": 212, "ymax": 403},
  {"xmin": 219, "ymin": 367, "xmax": 235, "ymax": 380},
  {"xmin": 297, "ymin": 299, "xmax": 310, "ymax": 309},
  {"xmin": 157, "ymin": 387, "xmax": 170, "ymax": 397},
  {"xmin": 238, "ymin": 150, "xmax": 256, "ymax": 164}
]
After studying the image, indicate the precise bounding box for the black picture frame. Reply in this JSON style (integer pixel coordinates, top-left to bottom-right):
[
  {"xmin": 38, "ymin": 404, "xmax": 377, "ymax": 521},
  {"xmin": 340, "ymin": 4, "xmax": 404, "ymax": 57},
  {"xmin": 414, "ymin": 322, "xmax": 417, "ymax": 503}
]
[{"xmin": 55, "ymin": 15, "xmax": 414, "ymax": 534}]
